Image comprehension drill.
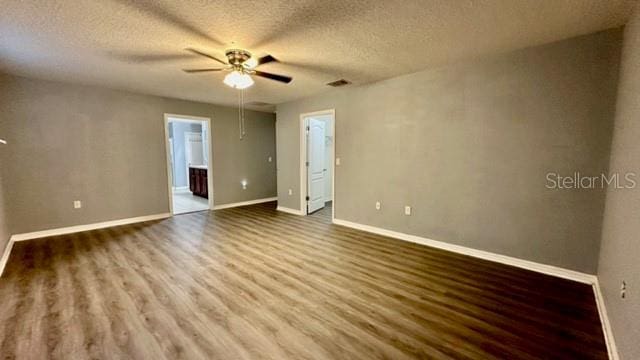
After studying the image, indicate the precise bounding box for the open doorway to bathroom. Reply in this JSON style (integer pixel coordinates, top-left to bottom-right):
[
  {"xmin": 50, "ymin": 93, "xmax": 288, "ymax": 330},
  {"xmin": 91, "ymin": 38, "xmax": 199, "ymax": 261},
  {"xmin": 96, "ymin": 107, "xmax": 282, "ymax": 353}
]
[{"xmin": 164, "ymin": 114, "xmax": 213, "ymax": 215}]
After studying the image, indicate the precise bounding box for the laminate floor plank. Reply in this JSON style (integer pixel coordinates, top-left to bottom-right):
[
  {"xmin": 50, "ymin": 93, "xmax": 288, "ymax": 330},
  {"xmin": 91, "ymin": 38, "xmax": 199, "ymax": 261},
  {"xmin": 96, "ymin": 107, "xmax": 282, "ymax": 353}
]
[{"xmin": 0, "ymin": 202, "xmax": 607, "ymax": 359}]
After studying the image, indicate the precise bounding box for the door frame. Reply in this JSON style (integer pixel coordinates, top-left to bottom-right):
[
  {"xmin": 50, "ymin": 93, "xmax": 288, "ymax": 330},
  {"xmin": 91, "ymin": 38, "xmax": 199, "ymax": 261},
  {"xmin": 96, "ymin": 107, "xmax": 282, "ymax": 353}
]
[
  {"xmin": 164, "ymin": 113, "xmax": 214, "ymax": 214},
  {"xmin": 299, "ymin": 109, "xmax": 335, "ymax": 220}
]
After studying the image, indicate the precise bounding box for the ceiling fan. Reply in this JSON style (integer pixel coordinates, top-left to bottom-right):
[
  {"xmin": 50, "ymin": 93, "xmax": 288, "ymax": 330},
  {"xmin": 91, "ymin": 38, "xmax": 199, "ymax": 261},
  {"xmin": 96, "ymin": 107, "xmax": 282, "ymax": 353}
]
[{"xmin": 182, "ymin": 48, "xmax": 293, "ymax": 89}]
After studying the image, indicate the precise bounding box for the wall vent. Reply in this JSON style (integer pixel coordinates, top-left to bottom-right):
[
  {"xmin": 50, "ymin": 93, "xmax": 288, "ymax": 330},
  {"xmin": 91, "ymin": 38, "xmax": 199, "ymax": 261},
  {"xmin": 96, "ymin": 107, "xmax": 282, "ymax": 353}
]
[{"xmin": 326, "ymin": 79, "xmax": 351, "ymax": 87}]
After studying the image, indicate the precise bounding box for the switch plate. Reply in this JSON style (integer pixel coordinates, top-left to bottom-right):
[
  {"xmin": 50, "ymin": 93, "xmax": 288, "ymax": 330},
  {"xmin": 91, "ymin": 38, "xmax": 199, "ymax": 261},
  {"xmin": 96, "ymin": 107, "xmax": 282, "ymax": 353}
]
[
  {"xmin": 288, "ymin": 189, "xmax": 293, "ymax": 196},
  {"xmin": 268, "ymin": 156, "xmax": 272, "ymax": 162},
  {"xmin": 73, "ymin": 200, "xmax": 82, "ymax": 209},
  {"xmin": 404, "ymin": 206, "xmax": 411, "ymax": 215},
  {"xmin": 375, "ymin": 201, "xmax": 381, "ymax": 210},
  {"xmin": 336, "ymin": 158, "xmax": 341, "ymax": 166}
]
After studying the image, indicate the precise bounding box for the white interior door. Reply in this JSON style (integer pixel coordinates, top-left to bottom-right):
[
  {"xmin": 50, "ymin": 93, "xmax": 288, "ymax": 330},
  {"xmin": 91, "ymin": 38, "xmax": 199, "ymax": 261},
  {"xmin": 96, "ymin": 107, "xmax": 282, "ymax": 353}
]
[{"xmin": 307, "ymin": 118, "xmax": 326, "ymax": 213}]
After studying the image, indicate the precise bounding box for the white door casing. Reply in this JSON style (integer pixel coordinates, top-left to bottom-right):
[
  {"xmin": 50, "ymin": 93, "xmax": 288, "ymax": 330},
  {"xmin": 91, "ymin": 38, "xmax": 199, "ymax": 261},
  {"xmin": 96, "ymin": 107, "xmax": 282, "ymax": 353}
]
[
  {"xmin": 307, "ymin": 118, "xmax": 326, "ymax": 213},
  {"xmin": 164, "ymin": 114, "xmax": 214, "ymax": 214}
]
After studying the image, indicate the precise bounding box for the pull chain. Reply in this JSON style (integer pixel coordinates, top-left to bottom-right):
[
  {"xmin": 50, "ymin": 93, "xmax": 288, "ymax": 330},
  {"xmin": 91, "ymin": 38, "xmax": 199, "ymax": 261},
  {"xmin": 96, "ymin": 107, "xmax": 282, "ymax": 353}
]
[
  {"xmin": 241, "ymin": 89, "xmax": 246, "ymax": 137},
  {"xmin": 238, "ymin": 89, "xmax": 246, "ymax": 139}
]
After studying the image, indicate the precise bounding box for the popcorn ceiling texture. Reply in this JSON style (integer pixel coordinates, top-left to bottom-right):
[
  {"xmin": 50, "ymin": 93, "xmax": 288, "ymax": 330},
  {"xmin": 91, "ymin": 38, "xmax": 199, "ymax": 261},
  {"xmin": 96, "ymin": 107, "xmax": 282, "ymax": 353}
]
[{"xmin": 0, "ymin": 0, "xmax": 635, "ymax": 110}]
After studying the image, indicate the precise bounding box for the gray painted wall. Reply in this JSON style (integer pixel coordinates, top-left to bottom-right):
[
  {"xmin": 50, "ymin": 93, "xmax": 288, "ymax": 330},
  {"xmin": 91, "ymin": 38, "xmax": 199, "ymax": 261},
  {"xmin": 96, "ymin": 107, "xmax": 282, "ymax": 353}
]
[
  {"xmin": 0, "ymin": 74, "xmax": 276, "ymax": 234},
  {"xmin": 598, "ymin": 10, "xmax": 640, "ymax": 360},
  {"xmin": 0, "ymin": 134, "xmax": 10, "ymax": 260},
  {"xmin": 0, "ymin": 172, "xmax": 9, "ymax": 257},
  {"xmin": 276, "ymin": 29, "xmax": 621, "ymax": 274}
]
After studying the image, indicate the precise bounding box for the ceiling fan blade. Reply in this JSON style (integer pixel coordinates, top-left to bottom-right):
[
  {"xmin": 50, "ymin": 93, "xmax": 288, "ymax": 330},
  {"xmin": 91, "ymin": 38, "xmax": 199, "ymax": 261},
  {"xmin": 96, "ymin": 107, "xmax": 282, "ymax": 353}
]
[
  {"xmin": 256, "ymin": 55, "xmax": 278, "ymax": 66},
  {"xmin": 183, "ymin": 68, "xmax": 224, "ymax": 73},
  {"xmin": 252, "ymin": 70, "xmax": 292, "ymax": 84},
  {"xmin": 184, "ymin": 48, "xmax": 227, "ymax": 65}
]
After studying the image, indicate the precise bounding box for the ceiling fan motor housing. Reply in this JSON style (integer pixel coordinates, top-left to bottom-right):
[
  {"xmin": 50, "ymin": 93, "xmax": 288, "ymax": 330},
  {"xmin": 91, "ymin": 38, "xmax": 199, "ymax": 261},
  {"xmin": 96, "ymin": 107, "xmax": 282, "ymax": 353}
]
[
  {"xmin": 183, "ymin": 48, "xmax": 292, "ymax": 84},
  {"xmin": 225, "ymin": 49, "xmax": 252, "ymax": 66}
]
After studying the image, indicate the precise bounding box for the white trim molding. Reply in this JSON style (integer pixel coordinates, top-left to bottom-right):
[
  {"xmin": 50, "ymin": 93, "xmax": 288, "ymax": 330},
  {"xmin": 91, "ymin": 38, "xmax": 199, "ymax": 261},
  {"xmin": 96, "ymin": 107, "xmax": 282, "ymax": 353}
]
[
  {"xmin": 333, "ymin": 218, "xmax": 622, "ymax": 359},
  {"xmin": 332, "ymin": 218, "xmax": 597, "ymax": 284},
  {"xmin": 0, "ymin": 238, "xmax": 15, "ymax": 278},
  {"xmin": 593, "ymin": 280, "xmax": 619, "ymax": 360},
  {"xmin": 164, "ymin": 113, "xmax": 214, "ymax": 214},
  {"xmin": 276, "ymin": 206, "xmax": 305, "ymax": 216},
  {"xmin": 213, "ymin": 197, "xmax": 277, "ymax": 210},
  {"xmin": 10, "ymin": 213, "xmax": 171, "ymax": 242},
  {"xmin": 1, "ymin": 213, "xmax": 170, "ymax": 278}
]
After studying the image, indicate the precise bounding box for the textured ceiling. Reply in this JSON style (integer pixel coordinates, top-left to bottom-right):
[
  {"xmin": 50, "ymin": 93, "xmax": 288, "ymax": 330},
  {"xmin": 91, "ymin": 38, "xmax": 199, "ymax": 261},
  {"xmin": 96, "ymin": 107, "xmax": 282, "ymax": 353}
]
[{"xmin": 0, "ymin": 0, "xmax": 636, "ymax": 111}]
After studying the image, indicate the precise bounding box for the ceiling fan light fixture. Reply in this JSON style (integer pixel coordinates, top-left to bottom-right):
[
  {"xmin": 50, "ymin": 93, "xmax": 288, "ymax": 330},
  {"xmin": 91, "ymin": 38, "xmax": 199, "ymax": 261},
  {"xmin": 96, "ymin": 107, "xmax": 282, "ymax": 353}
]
[{"xmin": 224, "ymin": 70, "xmax": 254, "ymax": 89}]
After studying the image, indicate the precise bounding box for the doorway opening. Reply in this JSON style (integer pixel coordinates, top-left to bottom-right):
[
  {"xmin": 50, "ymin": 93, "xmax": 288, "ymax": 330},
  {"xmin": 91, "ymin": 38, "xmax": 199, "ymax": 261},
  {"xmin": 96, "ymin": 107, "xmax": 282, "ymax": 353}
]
[
  {"xmin": 300, "ymin": 109, "xmax": 335, "ymax": 220},
  {"xmin": 164, "ymin": 114, "xmax": 214, "ymax": 215}
]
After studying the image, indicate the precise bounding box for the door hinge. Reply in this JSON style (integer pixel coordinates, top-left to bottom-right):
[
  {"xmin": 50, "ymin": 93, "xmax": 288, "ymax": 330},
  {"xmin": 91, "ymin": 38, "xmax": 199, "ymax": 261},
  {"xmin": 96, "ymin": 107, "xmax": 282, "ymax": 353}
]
[
  {"xmin": 306, "ymin": 196, "xmax": 310, "ymax": 201},
  {"xmin": 305, "ymin": 161, "xmax": 309, "ymax": 166}
]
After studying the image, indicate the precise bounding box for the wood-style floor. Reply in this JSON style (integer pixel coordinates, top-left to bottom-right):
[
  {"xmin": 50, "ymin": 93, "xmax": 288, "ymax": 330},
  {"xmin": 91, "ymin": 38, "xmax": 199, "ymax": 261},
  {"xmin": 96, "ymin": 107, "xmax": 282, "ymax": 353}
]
[{"xmin": 0, "ymin": 202, "xmax": 607, "ymax": 359}]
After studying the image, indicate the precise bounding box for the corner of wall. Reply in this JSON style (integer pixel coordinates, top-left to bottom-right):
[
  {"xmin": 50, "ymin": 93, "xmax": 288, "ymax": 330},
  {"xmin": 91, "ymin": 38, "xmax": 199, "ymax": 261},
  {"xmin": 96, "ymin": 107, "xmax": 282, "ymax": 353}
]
[{"xmin": 595, "ymin": 6, "xmax": 640, "ymax": 360}]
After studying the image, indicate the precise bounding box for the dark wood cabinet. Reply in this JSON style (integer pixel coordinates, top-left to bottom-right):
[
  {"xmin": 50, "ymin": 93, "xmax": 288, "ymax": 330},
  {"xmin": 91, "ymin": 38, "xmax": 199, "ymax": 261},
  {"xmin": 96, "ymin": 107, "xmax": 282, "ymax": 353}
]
[{"xmin": 189, "ymin": 166, "xmax": 208, "ymax": 198}]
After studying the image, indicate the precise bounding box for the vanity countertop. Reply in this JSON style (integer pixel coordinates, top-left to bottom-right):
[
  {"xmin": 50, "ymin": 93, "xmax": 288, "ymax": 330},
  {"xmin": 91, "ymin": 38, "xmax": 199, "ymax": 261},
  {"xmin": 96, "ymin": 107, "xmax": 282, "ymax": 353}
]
[{"xmin": 189, "ymin": 165, "xmax": 208, "ymax": 170}]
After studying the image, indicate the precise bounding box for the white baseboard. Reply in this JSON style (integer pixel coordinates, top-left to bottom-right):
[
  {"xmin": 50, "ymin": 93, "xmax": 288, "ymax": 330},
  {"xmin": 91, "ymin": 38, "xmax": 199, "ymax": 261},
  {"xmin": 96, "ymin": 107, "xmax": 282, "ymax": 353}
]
[
  {"xmin": 333, "ymin": 218, "xmax": 619, "ymax": 359},
  {"xmin": 0, "ymin": 208, "xmax": 618, "ymax": 359},
  {"xmin": 1, "ymin": 212, "xmax": 170, "ymax": 278},
  {"xmin": 10, "ymin": 213, "xmax": 171, "ymax": 242},
  {"xmin": 0, "ymin": 238, "xmax": 15, "ymax": 278},
  {"xmin": 276, "ymin": 206, "xmax": 305, "ymax": 215},
  {"xmin": 213, "ymin": 197, "xmax": 277, "ymax": 210},
  {"xmin": 593, "ymin": 280, "xmax": 619, "ymax": 360},
  {"xmin": 332, "ymin": 218, "xmax": 596, "ymax": 284}
]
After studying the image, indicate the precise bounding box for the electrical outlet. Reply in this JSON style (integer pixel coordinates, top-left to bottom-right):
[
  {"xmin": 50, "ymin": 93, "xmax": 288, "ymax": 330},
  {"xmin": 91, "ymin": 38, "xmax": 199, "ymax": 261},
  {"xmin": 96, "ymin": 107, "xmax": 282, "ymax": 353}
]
[
  {"xmin": 375, "ymin": 201, "xmax": 381, "ymax": 210},
  {"xmin": 73, "ymin": 200, "xmax": 82, "ymax": 209},
  {"xmin": 621, "ymin": 281, "xmax": 627, "ymax": 299},
  {"xmin": 404, "ymin": 206, "xmax": 411, "ymax": 215},
  {"xmin": 288, "ymin": 189, "xmax": 293, "ymax": 196},
  {"xmin": 336, "ymin": 157, "xmax": 341, "ymax": 166}
]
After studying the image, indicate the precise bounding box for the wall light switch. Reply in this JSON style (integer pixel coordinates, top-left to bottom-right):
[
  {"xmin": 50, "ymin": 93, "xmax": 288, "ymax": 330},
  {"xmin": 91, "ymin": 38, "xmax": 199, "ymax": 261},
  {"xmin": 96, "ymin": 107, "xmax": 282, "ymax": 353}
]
[
  {"xmin": 336, "ymin": 157, "xmax": 341, "ymax": 166},
  {"xmin": 288, "ymin": 189, "xmax": 293, "ymax": 195},
  {"xmin": 73, "ymin": 200, "xmax": 82, "ymax": 209},
  {"xmin": 404, "ymin": 206, "xmax": 411, "ymax": 215},
  {"xmin": 375, "ymin": 201, "xmax": 381, "ymax": 210},
  {"xmin": 268, "ymin": 156, "xmax": 272, "ymax": 162}
]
